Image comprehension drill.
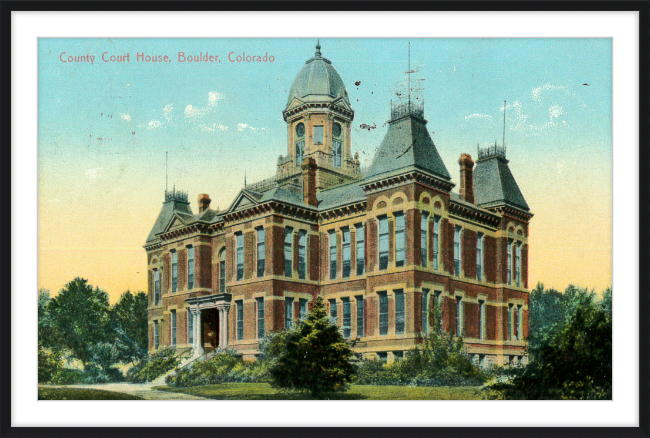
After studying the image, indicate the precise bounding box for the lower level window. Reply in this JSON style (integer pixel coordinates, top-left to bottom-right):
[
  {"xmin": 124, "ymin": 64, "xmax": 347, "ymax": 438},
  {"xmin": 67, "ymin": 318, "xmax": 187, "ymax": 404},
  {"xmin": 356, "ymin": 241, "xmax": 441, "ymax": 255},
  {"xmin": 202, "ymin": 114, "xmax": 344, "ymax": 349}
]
[
  {"xmin": 170, "ymin": 310, "xmax": 177, "ymax": 346},
  {"xmin": 236, "ymin": 300, "xmax": 244, "ymax": 340},
  {"xmin": 378, "ymin": 292, "xmax": 388, "ymax": 336},
  {"xmin": 154, "ymin": 321, "xmax": 160, "ymax": 349},
  {"xmin": 285, "ymin": 298, "xmax": 294, "ymax": 329},
  {"xmin": 342, "ymin": 298, "xmax": 351, "ymax": 339}
]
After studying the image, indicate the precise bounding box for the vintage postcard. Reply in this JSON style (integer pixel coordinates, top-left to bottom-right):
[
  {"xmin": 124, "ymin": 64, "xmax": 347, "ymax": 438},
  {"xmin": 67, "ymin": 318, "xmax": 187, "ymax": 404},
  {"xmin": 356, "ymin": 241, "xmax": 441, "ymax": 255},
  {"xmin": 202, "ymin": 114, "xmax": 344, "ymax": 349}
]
[{"xmin": 38, "ymin": 37, "xmax": 612, "ymax": 401}]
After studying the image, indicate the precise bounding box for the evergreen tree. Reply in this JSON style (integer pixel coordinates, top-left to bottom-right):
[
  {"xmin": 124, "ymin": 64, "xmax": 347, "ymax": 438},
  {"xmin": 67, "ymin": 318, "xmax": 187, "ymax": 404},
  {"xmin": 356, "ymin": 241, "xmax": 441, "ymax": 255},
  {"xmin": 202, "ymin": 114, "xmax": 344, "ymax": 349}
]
[{"xmin": 270, "ymin": 296, "xmax": 355, "ymax": 398}]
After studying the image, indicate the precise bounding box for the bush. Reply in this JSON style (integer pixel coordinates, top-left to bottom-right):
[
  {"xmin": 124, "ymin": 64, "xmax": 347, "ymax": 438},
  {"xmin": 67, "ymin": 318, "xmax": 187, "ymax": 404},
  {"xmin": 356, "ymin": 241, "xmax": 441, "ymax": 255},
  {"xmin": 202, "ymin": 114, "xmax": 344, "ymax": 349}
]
[
  {"xmin": 38, "ymin": 348, "xmax": 63, "ymax": 383},
  {"xmin": 355, "ymin": 306, "xmax": 486, "ymax": 387},
  {"xmin": 125, "ymin": 347, "xmax": 180, "ymax": 383},
  {"xmin": 269, "ymin": 297, "xmax": 356, "ymax": 398},
  {"xmin": 50, "ymin": 368, "xmax": 86, "ymax": 385},
  {"xmin": 81, "ymin": 363, "xmax": 124, "ymax": 384},
  {"xmin": 165, "ymin": 350, "xmax": 261, "ymax": 387}
]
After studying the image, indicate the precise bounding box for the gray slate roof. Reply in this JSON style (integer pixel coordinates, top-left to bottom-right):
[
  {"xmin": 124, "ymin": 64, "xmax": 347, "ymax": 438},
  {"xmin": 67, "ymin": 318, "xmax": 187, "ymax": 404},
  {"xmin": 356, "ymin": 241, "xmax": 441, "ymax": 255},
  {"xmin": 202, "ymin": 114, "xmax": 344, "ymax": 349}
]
[
  {"xmin": 145, "ymin": 199, "xmax": 194, "ymax": 244},
  {"xmin": 473, "ymin": 156, "xmax": 529, "ymax": 211},
  {"xmin": 365, "ymin": 115, "xmax": 451, "ymax": 182},
  {"xmin": 317, "ymin": 181, "xmax": 366, "ymax": 210},
  {"xmin": 286, "ymin": 45, "xmax": 350, "ymax": 108}
]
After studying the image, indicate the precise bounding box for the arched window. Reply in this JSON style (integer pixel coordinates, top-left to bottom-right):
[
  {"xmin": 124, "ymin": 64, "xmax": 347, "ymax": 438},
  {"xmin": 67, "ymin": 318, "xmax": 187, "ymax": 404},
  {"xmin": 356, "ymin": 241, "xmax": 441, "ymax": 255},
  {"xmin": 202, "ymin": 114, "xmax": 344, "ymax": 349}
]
[{"xmin": 219, "ymin": 248, "xmax": 226, "ymax": 293}]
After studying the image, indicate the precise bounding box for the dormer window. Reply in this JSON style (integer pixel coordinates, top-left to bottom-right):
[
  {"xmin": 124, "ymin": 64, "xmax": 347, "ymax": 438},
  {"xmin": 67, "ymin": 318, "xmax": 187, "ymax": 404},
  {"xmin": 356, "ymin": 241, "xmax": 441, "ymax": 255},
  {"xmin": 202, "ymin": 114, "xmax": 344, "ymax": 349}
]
[{"xmin": 313, "ymin": 125, "xmax": 324, "ymax": 145}]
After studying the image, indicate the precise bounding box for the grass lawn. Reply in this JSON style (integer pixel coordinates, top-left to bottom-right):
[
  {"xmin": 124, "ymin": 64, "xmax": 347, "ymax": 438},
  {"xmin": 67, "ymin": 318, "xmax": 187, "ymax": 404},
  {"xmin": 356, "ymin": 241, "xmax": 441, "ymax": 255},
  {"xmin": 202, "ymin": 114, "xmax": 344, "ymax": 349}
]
[
  {"xmin": 38, "ymin": 387, "xmax": 143, "ymax": 400},
  {"xmin": 156, "ymin": 382, "xmax": 488, "ymax": 400}
]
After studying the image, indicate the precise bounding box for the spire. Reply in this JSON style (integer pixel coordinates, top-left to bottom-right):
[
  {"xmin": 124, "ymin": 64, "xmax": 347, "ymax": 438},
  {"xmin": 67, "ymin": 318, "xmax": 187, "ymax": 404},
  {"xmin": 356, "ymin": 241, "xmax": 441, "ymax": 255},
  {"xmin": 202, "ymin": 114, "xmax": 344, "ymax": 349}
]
[{"xmin": 315, "ymin": 39, "xmax": 322, "ymax": 58}]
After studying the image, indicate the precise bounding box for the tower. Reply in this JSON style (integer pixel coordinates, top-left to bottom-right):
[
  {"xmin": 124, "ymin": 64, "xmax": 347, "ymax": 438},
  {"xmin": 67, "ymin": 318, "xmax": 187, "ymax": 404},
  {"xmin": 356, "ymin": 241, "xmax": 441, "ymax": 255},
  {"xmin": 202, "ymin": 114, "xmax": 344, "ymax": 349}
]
[{"xmin": 280, "ymin": 42, "xmax": 360, "ymax": 191}]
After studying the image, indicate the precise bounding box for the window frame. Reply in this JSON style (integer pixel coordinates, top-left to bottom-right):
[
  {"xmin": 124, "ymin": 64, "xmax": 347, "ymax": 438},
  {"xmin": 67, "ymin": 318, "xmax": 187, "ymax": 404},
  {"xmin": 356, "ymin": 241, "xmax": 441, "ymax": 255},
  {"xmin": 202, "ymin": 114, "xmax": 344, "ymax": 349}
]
[
  {"xmin": 219, "ymin": 248, "xmax": 226, "ymax": 293},
  {"xmin": 329, "ymin": 230, "xmax": 337, "ymax": 280},
  {"xmin": 378, "ymin": 215, "xmax": 389, "ymax": 271},
  {"xmin": 342, "ymin": 297, "xmax": 351, "ymax": 339},
  {"xmin": 356, "ymin": 296, "xmax": 364, "ymax": 338},
  {"xmin": 257, "ymin": 227, "xmax": 265, "ymax": 278},
  {"xmin": 394, "ymin": 212, "xmax": 405, "ymax": 267},
  {"xmin": 507, "ymin": 238, "xmax": 514, "ymax": 285},
  {"xmin": 478, "ymin": 299, "xmax": 486, "ymax": 340},
  {"xmin": 356, "ymin": 223, "xmax": 365, "ymax": 275},
  {"xmin": 454, "ymin": 226, "xmax": 462, "ymax": 276},
  {"xmin": 154, "ymin": 269, "xmax": 160, "ymax": 305},
  {"xmin": 284, "ymin": 227, "xmax": 293, "ymax": 278},
  {"xmin": 342, "ymin": 227, "xmax": 351, "ymax": 278},
  {"xmin": 256, "ymin": 297, "xmax": 265, "ymax": 339},
  {"xmin": 456, "ymin": 296, "xmax": 463, "ymax": 336},
  {"xmin": 433, "ymin": 215, "xmax": 440, "ymax": 270},
  {"xmin": 298, "ymin": 230, "xmax": 307, "ymax": 280},
  {"xmin": 187, "ymin": 246, "xmax": 195, "ymax": 290},
  {"xmin": 476, "ymin": 232, "xmax": 484, "ymax": 281},
  {"xmin": 154, "ymin": 320, "xmax": 159, "ymax": 349},
  {"xmin": 329, "ymin": 298, "xmax": 338, "ymax": 326},
  {"xmin": 236, "ymin": 233, "xmax": 244, "ymax": 281},
  {"xmin": 421, "ymin": 211, "xmax": 429, "ymax": 267},
  {"xmin": 313, "ymin": 125, "xmax": 324, "ymax": 145},
  {"xmin": 285, "ymin": 297, "xmax": 294, "ymax": 329},
  {"xmin": 236, "ymin": 300, "xmax": 244, "ymax": 340},
  {"xmin": 171, "ymin": 250, "xmax": 178, "ymax": 293},
  {"xmin": 422, "ymin": 289, "xmax": 430, "ymax": 334},
  {"xmin": 394, "ymin": 289, "xmax": 405, "ymax": 335},
  {"xmin": 187, "ymin": 309, "xmax": 193, "ymax": 344},
  {"xmin": 170, "ymin": 309, "xmax": 177, "ymax": 346},
  {"xmin": 378, "ymin": 292, "xmax": 389, "ymax": 336}
]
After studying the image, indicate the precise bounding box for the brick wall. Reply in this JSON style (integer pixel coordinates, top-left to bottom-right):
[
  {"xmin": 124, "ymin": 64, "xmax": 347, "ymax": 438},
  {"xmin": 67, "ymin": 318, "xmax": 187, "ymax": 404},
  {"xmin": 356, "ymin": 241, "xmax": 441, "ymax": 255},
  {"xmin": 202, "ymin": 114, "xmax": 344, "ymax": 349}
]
[
  {"xmin": 309, "ymin": 234, "xmax": 320, "ymax": 281},
  {"xmin": 197, "ymin": 244, "xmax": 212, "ymax": 289},
  {"xmin": 463, "ymin": 229, "xmax": 477, "ymax": 279}
]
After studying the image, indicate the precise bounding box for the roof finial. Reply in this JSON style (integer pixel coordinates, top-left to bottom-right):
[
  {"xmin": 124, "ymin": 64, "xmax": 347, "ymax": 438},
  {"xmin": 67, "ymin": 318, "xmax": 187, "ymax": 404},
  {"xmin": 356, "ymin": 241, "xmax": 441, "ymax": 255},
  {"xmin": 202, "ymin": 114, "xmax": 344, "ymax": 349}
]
[{"xmin": 315, "ymin": 39, "xmax": 322, "ymax": 57}]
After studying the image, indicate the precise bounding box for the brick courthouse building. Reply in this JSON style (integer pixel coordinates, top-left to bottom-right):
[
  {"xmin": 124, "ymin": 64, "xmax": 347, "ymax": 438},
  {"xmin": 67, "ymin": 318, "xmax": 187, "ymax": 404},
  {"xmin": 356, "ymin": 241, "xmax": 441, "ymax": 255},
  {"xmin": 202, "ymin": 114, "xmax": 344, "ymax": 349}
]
[{"xmin": 144, "ymin": 43, "xmax": 533, "ymax": 367}]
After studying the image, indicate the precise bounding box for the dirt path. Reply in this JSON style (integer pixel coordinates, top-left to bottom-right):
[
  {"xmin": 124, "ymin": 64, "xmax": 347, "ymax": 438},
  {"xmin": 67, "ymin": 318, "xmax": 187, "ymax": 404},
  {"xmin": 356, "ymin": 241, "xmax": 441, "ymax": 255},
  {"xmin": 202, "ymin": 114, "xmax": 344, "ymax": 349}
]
[{"xmin": 40, "ymin": 382, "xmax": 209, "ymax": 400}]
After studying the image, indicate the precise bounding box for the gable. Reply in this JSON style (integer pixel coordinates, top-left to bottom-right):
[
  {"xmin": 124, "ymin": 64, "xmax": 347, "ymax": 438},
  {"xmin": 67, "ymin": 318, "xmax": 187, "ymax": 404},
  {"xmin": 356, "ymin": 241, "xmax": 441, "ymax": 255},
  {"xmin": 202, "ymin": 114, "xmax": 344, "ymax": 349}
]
[
  {"xmin": 286, "ymin": 97, "xmax": 306, "ymax": 111},
  {"xmin": 227, "ymin": 191, "xmax": 260, "ymax": 213},
  {"xmin": 163, "ymin": 214, "xmax": 188, "ymax": 233}
]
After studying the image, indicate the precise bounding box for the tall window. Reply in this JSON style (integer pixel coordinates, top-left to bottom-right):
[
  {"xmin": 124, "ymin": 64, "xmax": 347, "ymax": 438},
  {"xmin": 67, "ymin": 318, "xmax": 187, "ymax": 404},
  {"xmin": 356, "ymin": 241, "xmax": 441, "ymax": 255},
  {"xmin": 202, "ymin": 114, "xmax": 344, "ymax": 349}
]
[
  {"xmin": 378, "ymin": 292, "xmax": 388, "ymax": 336},
  {"xmin": 295, "ymin": 122, "xmax": 305, "ymax": 166},
  {"xmin": 507, "ymin": 239, "xmax": 513, "ymax": 285},
  {"xmin": 236, "ymin": 233, "xmax": 244, "ymax": 281},
  {"xmin": 187, "ymin": 246, "xmax": 195, "ymax": 290},
  {"xmin": 329, "ymin": 231, "xmax": 337, "ymax": 280},
  {"xmin": 356, "ymin": 224, "xmax": 365, "ymax": 275},
  {"xmin": 170, "ymin": 310, "xmax": 177, "ymax": 346},
  {"xmin": 395, "ymin": 212, "xmax": 405, "ymax": 267},
  {"xmin": 295, "ymin": 140, "xmax": 304, "ymax": 166},
  {"xmin": 434, "ymin": 290, "xmax": 442, "ymax": 309},
  {"xmin": 421, "ymin": 211, "xmax": 429, "ymax": 267},
  {"xmin": 478, "ymin": 300, "xmax": 485, "ymax": 340},
  {"xmin": 454, "ymin": 226, "xmax": 462, "ymax": 276},
  {"xmin": 236, "ymin": 300, "xmax": 244, "ymax": 340},
  {"xmin": 285, "ymin": 297, "xmax": 294, "ymax": 329},
  {"xmin": 456, "ymin": 296, "xmax": 463, "ymax": 336},
  {"xmin": 395, "ymin": 290, "xmax": 405, "ymax": 335},
  {"xmin": 516, "ymin": 242, "xmax": 522, "ymax": 287},
  {"xmin": 422, "ymin": 289, "xmax": 430, "ymax": 334},
  {"xmin": 187, "ymin": 309, "xmax": 193, "ymax": 344},
  {"xmin": 284, "ymin": 227, "xmax": 293, "ymax": 277},
  {"xmin": 433, "ymin": 216, "xmax": 440, "ymax": 270},
  {"xmin": 378, "ymin": 216, "xmax": 389, "ymax": 270},
  {"xmin": 257, "ymin": 228, "xmax": 265, "ymax": 278},
  {"xmin": 508, "ymin": 303, "xmax": 514, "ymax": 340},
  {"xmin": 219, "ymin": 249, "xmax": 226, "ymax": 293},
  {"xmin": 356, "ymin": 296, "xmax": 364, "ymax": 337},
  {"xmin": 154, "ymin": 321, "xmax": 159, "ymax": 349},
  {"xmin": 313, "ymin": 125, "xmax": 324, "ymax": 144},
  {"xmin": 342, "ymin": 298, "xmax": 351, "ymax": 339},
  {"xmin": 329, "ymin": 299, "xmax": 337, "ymax": 326},
  {"xmin": 298, "ymin": 230, "xmax": 307, "ymax": 280},
  {"xmin": 299, "ymin": 298, "xmax": 308, "ymax": 321},
  {"xmin": 256, "ymin": 298, "xmax": 265, "ymax": 339},
  {"xmin": 342, "ymin": 227, "xmax": 351, "ymax": 278},
  {"xmin": 517, "ymin": 304, "xmax": 523, "ymax": 341},
  {"xmin": 476, "ymin": 233, "xmax": 484, "ymax": 281},
  {"xmin": 154, "ymin": 270, "xmax": 160, "ymax": 305},
  {"xmin": 171, "ymin": 251, "xmax": 178, "ymax": 293},
  {"xmin": 332, "ymin": 141, "xmax": 342, "ymax": 167}
]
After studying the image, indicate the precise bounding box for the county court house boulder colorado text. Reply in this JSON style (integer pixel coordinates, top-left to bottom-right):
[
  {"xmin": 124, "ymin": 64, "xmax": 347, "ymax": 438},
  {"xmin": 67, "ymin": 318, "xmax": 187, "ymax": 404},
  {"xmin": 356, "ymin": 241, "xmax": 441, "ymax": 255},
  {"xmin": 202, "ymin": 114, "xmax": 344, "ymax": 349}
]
[{"xmin": 144, "ymin": 43, "xmax": 533, "ymax": 367}]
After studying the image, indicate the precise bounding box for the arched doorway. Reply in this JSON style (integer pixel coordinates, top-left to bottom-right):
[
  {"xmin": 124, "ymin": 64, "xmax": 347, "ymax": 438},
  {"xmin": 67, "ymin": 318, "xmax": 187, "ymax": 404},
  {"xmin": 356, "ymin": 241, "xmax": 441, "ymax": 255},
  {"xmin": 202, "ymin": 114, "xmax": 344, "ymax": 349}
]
[{"xmin": 202, "ymin": 308, "xmax": 219, "ymax": 351}]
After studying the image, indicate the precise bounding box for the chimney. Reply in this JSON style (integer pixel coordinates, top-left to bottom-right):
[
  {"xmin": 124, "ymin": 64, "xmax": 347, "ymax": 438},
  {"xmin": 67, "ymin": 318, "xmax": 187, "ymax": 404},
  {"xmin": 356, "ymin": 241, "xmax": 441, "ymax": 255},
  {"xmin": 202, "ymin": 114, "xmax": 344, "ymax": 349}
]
[
  {"xmin": 302, "ymin": 157, "xmax": 318, "ymax": 207},
  {"xmin": 198, "ymin": 193, "xmax": 211, "ymax": 213},
  {"xmin": 459, "ymin": 153, "xmax": 475, "ymax": 203}
]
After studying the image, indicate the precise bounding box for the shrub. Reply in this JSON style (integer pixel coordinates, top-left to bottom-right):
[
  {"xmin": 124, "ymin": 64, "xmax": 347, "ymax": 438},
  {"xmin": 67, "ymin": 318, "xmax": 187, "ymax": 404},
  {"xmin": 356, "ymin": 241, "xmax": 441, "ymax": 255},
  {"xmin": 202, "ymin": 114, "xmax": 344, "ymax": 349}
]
[
  {"xmin": 269, "ymin": 297, "xmax": 356, "ymax": 398},
  {"xmin": 82, "ymin": 363, "xmax": 124, "ymax": 384},
  {"xmin": 125, "ymin": 347, "xmax": 180, "ymax": 383},
  {"xmin": 38, "ymin": 348, "xmax": 63, "ymax": 383},
  {"xmin": 50, "ymin": 368, "xmax": 86, "ymax": 385},
  {"xmin": 165, "ymin": 350, "xmax": 260, "ymax": 387}
]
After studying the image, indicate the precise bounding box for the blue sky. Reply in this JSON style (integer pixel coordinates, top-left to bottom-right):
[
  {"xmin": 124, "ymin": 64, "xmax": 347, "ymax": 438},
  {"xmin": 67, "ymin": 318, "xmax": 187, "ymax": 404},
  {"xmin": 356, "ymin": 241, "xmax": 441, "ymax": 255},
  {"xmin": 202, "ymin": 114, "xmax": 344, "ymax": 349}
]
[{"xmin": 38, "ymin": 38, "xmax": 612, "ymax": 298}]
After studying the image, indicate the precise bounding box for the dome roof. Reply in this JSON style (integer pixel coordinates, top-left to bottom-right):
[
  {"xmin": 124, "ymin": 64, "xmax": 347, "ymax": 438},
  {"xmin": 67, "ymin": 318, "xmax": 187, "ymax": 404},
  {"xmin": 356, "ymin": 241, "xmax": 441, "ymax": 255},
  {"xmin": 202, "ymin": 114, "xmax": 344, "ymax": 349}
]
[{"xmin": 286, "ymin": 43, "xmax": 350, "ymax": 109}]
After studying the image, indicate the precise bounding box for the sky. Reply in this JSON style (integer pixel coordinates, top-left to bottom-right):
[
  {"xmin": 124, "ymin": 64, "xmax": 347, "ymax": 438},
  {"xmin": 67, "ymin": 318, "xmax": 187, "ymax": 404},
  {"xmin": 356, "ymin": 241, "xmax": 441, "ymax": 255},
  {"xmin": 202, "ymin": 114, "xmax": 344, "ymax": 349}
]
[{"xmin": 38, "ymin": 38, "xmax": 612, "ymax": 303}]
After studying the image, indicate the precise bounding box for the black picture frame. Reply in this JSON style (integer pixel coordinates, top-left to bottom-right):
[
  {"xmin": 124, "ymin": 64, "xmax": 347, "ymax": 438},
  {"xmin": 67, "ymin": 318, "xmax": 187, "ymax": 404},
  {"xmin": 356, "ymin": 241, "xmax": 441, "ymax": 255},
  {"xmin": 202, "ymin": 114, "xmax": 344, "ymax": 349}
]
[{"xmin": 3, "ymin": 1, "xmax": 648, "ymax": 437}]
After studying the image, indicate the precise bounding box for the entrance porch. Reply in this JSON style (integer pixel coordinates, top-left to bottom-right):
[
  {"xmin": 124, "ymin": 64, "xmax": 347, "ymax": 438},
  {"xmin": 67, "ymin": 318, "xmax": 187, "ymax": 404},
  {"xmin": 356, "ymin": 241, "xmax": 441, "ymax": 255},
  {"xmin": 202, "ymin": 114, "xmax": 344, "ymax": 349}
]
[{"xmin": 186, "ymin": 293, "xmax": 232, "ymax": 357}]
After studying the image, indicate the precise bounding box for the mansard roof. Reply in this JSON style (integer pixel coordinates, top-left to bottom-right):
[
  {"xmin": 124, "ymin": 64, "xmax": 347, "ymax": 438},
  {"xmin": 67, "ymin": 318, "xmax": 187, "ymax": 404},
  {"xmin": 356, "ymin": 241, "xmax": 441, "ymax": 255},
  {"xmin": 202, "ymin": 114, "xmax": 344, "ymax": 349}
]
[
  {"xmin": 365, "ymin": 114, "xmax": 451, "ymax": 183},
  {"xmin": 145, "ymin": 196, "xmax": 194, "ymax": 244},
  {"xmin": 473, "ymin": 155, "xmax": 530, "ymax": 211}
]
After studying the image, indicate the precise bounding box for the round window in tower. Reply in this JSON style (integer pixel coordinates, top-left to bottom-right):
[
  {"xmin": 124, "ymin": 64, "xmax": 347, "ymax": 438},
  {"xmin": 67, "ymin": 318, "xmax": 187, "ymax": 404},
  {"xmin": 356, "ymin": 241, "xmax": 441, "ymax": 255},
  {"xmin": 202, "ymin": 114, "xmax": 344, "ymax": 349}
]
[
  {"xmin": 332, "ymin": 122, "xmax": 342, "ymax": 137},
  {"xmin": 295, "ymin": 123, "xmax": 305, "ymax": 137}
]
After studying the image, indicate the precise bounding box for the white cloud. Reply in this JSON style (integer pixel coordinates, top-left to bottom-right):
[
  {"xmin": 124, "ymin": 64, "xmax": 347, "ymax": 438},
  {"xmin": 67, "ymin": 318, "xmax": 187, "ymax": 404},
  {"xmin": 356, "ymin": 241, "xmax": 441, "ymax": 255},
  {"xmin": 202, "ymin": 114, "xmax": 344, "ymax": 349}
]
[
  {"xmin": 119, "ymin": 113, "xmax": 131, "ymax": 122},
  {"xmin": 549, "ymin": 104, "xmax": 563, "ymax": 118},
  {"xmin": 503, "ymin": 101, "xmax": 530, "ymax": 131},
  {"xmin": 531, "ymin": 83, "xmax": 570, "ymax": 101},
  {"xmin": 529, "ymin": 105, "xmax": 568, "ymax": 132},
  {"xmin": 147, "ymin": 120, "xmax": 163, "ymax": 130},
  {"xmin": 163, "ymin": 104, "xmax": 173, "ymax": 122},
  {"xmin": 85, "ymin": 167, "xmax": 103, "ymax": 181},
  {"xmin": 465, "ymin": 113, "xmax": 492, "ymax": 120},
  {"xmin": 237, "ymin": 123, "xmax": 265, "ymax": 132},
  {"xmin": 199, "ymin": 123, "xmax": 229, "ymax": 133},
  {"xmin": 184, "ymin": 91, "xmax": 225, "ymax": 119}
]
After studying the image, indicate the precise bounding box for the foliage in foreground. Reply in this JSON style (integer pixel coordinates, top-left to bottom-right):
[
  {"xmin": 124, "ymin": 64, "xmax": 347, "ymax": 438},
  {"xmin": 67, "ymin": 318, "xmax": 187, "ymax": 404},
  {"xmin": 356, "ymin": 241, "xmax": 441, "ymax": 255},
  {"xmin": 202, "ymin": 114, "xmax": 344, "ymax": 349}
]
[
  {"xmin": 38, "ymin": 387, "xmax": 143, "ymax": 400},
  {"xmin": 493, "ymin": 285, "xmax": 612, "ymax": 400},
  {"xmin": 269, "ymin": 296, "xmax": 356, "ymax": 397},
  {"xmin": 355, "ymin": 306, "xmax": 486, "ymax": 387},
  {"xmin": 165, "ymin": 350, "xmax": 266, "ymax": 387},
  {"xmin": 125, "ymin": 347, "xmax": 180, "ymax": 383}
]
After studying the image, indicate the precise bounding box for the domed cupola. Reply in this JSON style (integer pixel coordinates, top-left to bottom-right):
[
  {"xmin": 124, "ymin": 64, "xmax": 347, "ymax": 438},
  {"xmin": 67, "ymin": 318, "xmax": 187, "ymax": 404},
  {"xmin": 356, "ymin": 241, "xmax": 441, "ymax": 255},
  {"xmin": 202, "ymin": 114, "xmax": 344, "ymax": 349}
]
[
  {"xmin": 285, "ymin": 42, "xmax": 351, "ymax": 109},
  {"xmin": 278, "ymin": 42, "xmax": 360, "ymax": 192}
]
